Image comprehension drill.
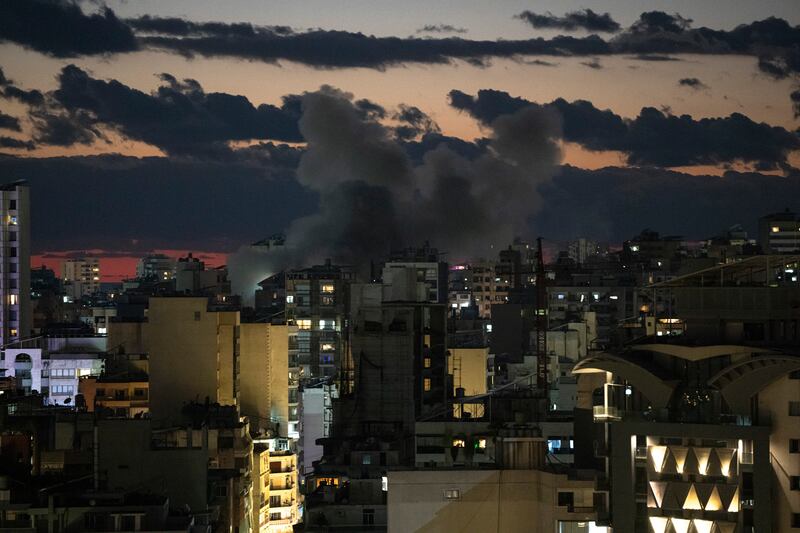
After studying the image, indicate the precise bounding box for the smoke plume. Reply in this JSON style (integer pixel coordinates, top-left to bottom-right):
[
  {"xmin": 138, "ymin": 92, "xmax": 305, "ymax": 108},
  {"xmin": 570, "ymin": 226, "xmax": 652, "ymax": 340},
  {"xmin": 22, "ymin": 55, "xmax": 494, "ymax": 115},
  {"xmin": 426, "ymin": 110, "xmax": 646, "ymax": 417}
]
[{"xmin": 228, "ymin": 86, "xmax": 562, "ymax": 300}]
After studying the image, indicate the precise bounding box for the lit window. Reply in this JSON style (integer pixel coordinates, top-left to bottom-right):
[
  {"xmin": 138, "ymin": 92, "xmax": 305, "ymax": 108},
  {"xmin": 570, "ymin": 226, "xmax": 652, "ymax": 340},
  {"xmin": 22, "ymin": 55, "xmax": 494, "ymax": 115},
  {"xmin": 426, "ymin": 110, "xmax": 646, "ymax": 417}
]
[
  {"xmin": 423, "ymin": 378, "xmax": 431, "ymax": 391},
  {"xmin": 630, "ymin": 245, "xmax": 639, "ymax": 252},
  {"xmin": 9, "ymin": 294, "xmax": 17, "ymax": 305},
  {"xmin": 297, "ymin": 319, "xmax": 312, "ymax": 330},
  {"xmin": 772, "ymin": 226, "xmax": 780, "ymax": 233},
  {"xmin": 362, "ymin": 454, "xmax": 372, "ymax": 465},
  {"xmin": 8, "ymin": 216, "xmax": 17, "ymax": 226},
  {"xmin": 452, "ymin": 439, "xmax": 465, "ymax": 448},
  {"xmin": 320, "ymin": 284, "xmax": 335, "ymax": 293},
  {"xmin": 423, "ymin": 357, "xmax": 431, "ymax": 368},
  {"xmin": 476, "ymin": 439, "xmax": 487, "ymax": 449},
  {"xmin": 9, "ymin": 328, "xmax": 17, "ymax": 337},
  {"xmin": 444, "ymin": 489, "xmax": 460, "ymax": 500},
  {"xmin": 320, "ymin": 343, "xmax": 335, "ymax": 352},
  {"xmin": 319, "ymin": 319, "xmax": 335, "ymax": 330},
  {"xmin": 286, "ymin": 295, "xmax": 294, "ymax": 304}
]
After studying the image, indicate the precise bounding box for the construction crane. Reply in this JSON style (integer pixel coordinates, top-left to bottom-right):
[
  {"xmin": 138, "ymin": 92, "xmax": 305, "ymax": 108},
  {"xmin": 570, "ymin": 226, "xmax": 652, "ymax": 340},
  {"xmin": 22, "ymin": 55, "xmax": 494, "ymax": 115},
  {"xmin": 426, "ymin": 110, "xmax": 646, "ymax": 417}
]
[{"xmin": 535, "ymin": 237, "xmax": 549, "ymax": 395}]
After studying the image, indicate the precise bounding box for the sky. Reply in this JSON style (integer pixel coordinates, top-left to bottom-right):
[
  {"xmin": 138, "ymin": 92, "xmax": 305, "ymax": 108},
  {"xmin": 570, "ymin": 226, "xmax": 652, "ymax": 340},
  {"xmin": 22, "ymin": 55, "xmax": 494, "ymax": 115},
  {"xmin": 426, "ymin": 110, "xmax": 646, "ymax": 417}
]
[{"xmin": 1, "ymin": 0, "xmax": 799, "ymax": 282}]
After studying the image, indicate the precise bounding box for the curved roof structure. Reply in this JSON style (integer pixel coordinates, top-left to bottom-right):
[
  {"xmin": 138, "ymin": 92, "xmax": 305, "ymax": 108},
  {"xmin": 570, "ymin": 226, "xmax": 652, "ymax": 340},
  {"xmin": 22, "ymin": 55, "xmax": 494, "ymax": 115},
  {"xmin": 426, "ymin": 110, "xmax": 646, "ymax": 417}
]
[
  {"xmin": 573, "ymin": 352, "xmax": 676, "ymax": 409},
  {"xmin": 629, "ymin": 344, "xmax": 770, "ymax": 362},
  {"xmin": 709, "ymin": 355, "xmax": 800, "ymax": 414}
]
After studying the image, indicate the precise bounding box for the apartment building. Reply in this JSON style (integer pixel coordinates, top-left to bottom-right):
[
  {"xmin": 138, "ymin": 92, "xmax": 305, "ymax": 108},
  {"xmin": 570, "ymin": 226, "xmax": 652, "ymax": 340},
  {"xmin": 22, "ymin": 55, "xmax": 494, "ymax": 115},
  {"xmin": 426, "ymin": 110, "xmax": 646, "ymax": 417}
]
[
  {"xmin": 0, "ymin": 181, "xmax": 30, "ymax": 347},
  {"xmin": 62, "ymin": 256, "xmax": 101, "ymax": 298}
]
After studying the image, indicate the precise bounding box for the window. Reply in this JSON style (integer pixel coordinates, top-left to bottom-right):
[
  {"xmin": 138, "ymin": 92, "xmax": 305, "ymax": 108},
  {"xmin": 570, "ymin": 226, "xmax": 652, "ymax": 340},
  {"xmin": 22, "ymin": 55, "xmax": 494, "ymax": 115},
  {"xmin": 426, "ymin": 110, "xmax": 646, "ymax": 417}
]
[
  {"xmin": 286, "ymin": 295, "xmax": 294, "ymax": 304},
  {"xmin": 362, "ymin": 454, "xmax": 372, "ymax": 465},
  {"xmin": 557, "ymin": 491, "xmax": 574, "ymax": 507},
  {"xmin": 362, "ymin": 509, "xmax": 375, "ymax": 526},
  {"xmin": 791, "ymin": 439, "xmax": 800, "ymax": 454},
  {"xmin": 321, "ymin": 295, "xmax": 335, "ymax": 306},
  {"xmin": 320, "ymin": 284, "xmax": 335, "ymax": 293},
  {"xmin": 792, "ymin": 476, "xmax": 800, "ymax": 491},
  {"xmin": 444, "ymin": 489, "xmax": 461, "ymax": 500},
  {"xmin": 194, "ymin": 311, "xmax": 201, "ymax": 321},
  {"xmin": 320, "ymin": 354, "xmax": 334, "ymax": 365},
  {"xmin": 320, "ymin": 342, "xmax": 335, "ymax": 352},
  {"xmin": 9, "ymin": 200, "xmax": 15, "ymax": 210},
  {"xmin": 423, "ymin": 357, "xmax": 431, "ymax": 368},
  {"xmin": 297, "ymin": 319, "xmax": 312, "ymax": 330},
  {"xmin": 423, "ymin": 378, "xmax": 431, "ymax": 391},
  {"xmin": 51, "ymin": 368, "xmax": 75, "ymax": 378},
  {"xmin": 790, "ymin": 370, "xmax": 800, "ymax": 380},
  {"xmin": 51, "ymin": 385, "xmax": 74, "ymax": 396},
  {"xmin": 792, "ymin": 513, "xmax": 800, "ymax": 528},
  {"xmin": 319, "ymin": 319, "xmax": 335, "ymax": 330},
  {"xmin": 790, "ymin": 401, "xmax": 800, "ymax": 416},
  {"xmin": 452, "ymin": 439, "xmax": 465, "ymax": 448}
]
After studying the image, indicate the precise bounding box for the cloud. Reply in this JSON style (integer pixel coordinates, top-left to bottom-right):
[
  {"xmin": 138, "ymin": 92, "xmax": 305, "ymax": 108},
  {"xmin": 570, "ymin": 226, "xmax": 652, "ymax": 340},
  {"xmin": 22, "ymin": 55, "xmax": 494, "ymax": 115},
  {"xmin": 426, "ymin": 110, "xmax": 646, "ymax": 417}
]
[
  {"xmin": 393, "ymin": 104, "xmax": 441, "ymax": 140},
  {"xmin": 449, "ymin": 88, "xmax": 800, "ymax": 169},
  {"xmin": 629, "ymin": 54, "xmax": 681, "ymax": 61},
  {"xmin": 30, "ymin": 65, "xmax": 303, "ymax": 156},
  {"xmin": 0, "ymin": 0, "xmax": 137, "ymax": 57},
  {"xmin": 127, "ymin": 15, "xmax": 293, "ymax": 38},
  {"xmin": 516, "ymin": 9, "xmax": 620, "ymax": 33},
  {"xmin": 0, "ymin": 112, "xmax": 21, "ymax": 132},
  {"xmin": 0, "ymin": 136, "xmax": 34, "ymax": 150},
  {"xmin": 629, "ymin": 11, "xmax": 693, "ymax": 34},
  {"xmin": 416, "ymin": 24, "xmax": 468, "ymax": 35},
  {"xmin": 792, "ymin": 89, "xmax": 800, "ymax": 118},
  {"xmin": 678, "ymin": 77, "xmax": 708, "ymax": 90},
  {"xmin": 581, "ymin": 58, "xmax": 603, "ymax": 69}
]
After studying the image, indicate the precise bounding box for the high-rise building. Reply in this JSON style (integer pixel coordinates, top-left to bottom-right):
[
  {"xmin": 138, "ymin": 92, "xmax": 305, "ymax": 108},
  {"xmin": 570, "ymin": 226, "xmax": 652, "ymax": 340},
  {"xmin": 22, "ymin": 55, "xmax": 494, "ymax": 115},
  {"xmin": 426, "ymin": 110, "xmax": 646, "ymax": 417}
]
[
  {"xmin": 0, "ymin": 181, "xmax": 30, "ymax": 347},
  {"xmin": 62, "ymin": 256, "xmax": 101, "ymax": 297},
  {"xmin": 758, "ymin": 209, "xmax": 800, "ymax": 254}
]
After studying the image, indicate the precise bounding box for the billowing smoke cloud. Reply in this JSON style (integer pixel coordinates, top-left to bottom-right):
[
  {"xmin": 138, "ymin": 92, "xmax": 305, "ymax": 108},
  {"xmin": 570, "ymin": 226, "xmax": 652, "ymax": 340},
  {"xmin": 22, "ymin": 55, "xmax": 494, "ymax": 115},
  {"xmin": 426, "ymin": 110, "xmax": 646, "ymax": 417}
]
[{"xmin": 228, "ymin": 87, "xmax": 562, "ymax": 299}]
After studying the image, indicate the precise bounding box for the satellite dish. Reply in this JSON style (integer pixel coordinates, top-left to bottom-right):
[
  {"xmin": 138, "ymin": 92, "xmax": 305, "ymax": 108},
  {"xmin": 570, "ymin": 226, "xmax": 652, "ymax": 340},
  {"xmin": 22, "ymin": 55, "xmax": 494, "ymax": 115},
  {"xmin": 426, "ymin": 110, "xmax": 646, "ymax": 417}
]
[{"xmin": 63, "ymin": 397, "xmax": 71, "ymax": 405}]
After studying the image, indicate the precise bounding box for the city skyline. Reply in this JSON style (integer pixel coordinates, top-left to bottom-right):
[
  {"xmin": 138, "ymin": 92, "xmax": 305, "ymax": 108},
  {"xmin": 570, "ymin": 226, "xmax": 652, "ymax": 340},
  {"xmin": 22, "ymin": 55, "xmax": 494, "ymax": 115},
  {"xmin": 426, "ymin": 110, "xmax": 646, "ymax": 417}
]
[{"xmin": 1, "ymin": 0, "xmax": 800, "ymax": 278}]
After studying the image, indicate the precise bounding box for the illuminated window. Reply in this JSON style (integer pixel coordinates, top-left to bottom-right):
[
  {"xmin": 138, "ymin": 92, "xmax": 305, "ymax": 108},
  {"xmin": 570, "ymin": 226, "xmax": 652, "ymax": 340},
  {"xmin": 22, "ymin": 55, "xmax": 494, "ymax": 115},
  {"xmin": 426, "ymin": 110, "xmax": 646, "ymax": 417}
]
[
  {"xmin": 444, "ymin": 489, "xmax": 460, "ymax": 500},
  {"xmin": 8, "ymin": 294, "xmax": 16, "ymax": 306},
  {"xmin": 423, "ymin": 357, "xmax": 431, "ymax": 368},
  {"xmin": 320, "ymin": 343, "xmax": 335, "ymax": 352},
  {"xmin": 476, "ymin": 439, "xmax": 487, "ymax": 449},
  {"xmin": 423, "ymin": 378, "xmax": 431, "ymax": 391},
  {"xmin": 320, "ymin": 284, "xmax": 335, "ymax": 293},
  {"xmin": 319, "ymin": 319, "xmax": 335, "ymax": 330},
  {"xmin": 9, "ymin": 328, "xmax": 17, "ymax": 337},
  {"xmin": 8, "ymin": 216, "xmax": 17, "ymax": 226},
  {"xmin": 452, "ymin": 439, "xmax": 465, "ymax": 448},
  {"xmin": 297, "ymin": 319, "xmax": 312, "ymax": 330},
  {"xmin": 772, "ymin": 226, "xmax": 780, "ymax": 233},
  {"xmin": 286, "ymin": 295, "xmax": 294, "ymax": 304}
]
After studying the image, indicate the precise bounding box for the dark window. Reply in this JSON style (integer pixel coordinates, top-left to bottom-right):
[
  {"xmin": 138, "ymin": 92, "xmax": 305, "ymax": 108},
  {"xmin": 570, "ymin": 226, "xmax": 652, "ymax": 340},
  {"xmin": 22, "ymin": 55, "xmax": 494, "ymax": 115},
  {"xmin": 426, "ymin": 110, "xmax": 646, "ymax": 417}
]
[
  {"xmin": 790, "ymin": 402, "xmax": 800, "ymax": 416},
  {"xmin": 218, "ymin": 436, "xmax": 234, "ymax": 449},
  {"xmin": 792, "ymin": 513, "xmax": 800, "ymax": 527},
  {"xmin": 790, "ymin": 370, "xmax": 800, "ymax": 380},
  {"xmin": 362, "ymin": 509, "xmax": 375, "ymax": 526},
  {"xmin": 194, "ymin": 311, "xmax": 201, "ymax": 321},
  {"xmin": 9, "ymin": 200, "xmax": 16, "ymax": 210},
  {"xmin": 558, "ymin": 491, "xmax": 574, "ymax": 507},
  {"xmin": 791, "ymin": 439, "xmax": 800, "ymax": 454},
  {"xmin": 791, "ymin": 476, "xmax": 800, "ymax": 491},
  {"xmin": 119, "ymin": 515, "xmax": 136, "ymax": 530},
  {"xmin": 8, "ymin": 247, "xmax": 16, "ymax": 258}
]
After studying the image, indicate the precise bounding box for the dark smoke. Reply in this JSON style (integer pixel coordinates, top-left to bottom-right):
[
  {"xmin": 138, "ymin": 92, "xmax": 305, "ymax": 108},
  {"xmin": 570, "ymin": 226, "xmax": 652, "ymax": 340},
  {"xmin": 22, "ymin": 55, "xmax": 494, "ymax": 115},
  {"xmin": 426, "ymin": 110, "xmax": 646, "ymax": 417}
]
[{"xmin": 228, "ymin": 87, "xmax": 562, "ymax": 299}]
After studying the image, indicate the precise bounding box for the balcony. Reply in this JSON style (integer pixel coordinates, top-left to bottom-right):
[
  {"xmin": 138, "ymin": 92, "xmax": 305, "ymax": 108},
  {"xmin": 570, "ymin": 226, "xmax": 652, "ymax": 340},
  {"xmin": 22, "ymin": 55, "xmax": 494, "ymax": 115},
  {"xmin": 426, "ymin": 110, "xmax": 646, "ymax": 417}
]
[{"xmin": 592, "ymin": 405, "xmax": 622, "ymax": 421}]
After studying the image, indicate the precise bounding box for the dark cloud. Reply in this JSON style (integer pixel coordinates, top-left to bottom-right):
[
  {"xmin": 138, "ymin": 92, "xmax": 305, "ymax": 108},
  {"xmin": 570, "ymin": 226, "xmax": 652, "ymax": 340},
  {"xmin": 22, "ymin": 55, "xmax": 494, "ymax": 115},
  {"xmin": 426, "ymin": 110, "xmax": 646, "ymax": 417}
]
[
  {"xmin": 533, "ymin": 165, "xmax": 800, "ymax": 243},
  {"xmin": 0, "ymin": 0, "xmax": 137, "ymax": 57},
  {"xmin": 0, "ymin": 67, "xmax": 9, "ymax": 86},
  {"xmin": 5, "ymin": 151, "xmax": 799, "ymax": 267},
  {"xmin": 416, "ymin": 24, "xmax": 468, "ymax": 35},
  {"xmin": 525, "ymin": 59, "xmax": 558, "ymax": 67},
  {"xmin": 0, "ymin": 137, "xmax": 34, "ymax": 150},
  {"xmin": 678, "ymin": 77, "xmax": 708, "ymax": 90},
  {"xmin": 393, "ymin": 105, "xmax": 440, "ymax": 140},
  {"xmin": 0, "ymin": 150, "xmax": 312, "ymax": 252},
  {"xmin": 127, "ymin": 15, "xmax": 293, "ymax": 38},
  {"xmin": 139, "ymin": 31, "xmax": 611, "ymax": 69},
  {"xmin": 0, "ymin": 112, "xmax": 21, "ymax": 132},
  {"xmin": 629, "ymin": 11, "xmax": 693, "ymax": 34},
  {"xmin": 516, "ymin": 9, "xmax": 620, "ymax": 33},
  {"xmin": 2, "ymin": 85, "xmax": 45, "ymax": 107},
  {"xmin": 449, "ymin": 89, "xmax": 800, "ymax": 169},
  {"xmin": 630, "ymin": 54, "xmax": 681, "ymax": 61},
  {"xmin": 32, "ymin": 65, "xmax": 302, "ymax": 156}
]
